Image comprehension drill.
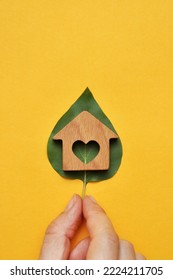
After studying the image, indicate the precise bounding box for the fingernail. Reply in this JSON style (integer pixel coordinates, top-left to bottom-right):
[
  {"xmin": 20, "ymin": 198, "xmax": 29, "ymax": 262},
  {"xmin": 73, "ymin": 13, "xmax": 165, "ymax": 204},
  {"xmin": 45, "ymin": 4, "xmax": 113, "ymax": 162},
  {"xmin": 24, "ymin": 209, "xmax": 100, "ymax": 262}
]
[
  {"xmin": 65, "ymin": 194, "xmax": 77, "ymax": 211},
  {"xmin": 87, "ymin": 195, "xmax": 97, "ymax": 203}
]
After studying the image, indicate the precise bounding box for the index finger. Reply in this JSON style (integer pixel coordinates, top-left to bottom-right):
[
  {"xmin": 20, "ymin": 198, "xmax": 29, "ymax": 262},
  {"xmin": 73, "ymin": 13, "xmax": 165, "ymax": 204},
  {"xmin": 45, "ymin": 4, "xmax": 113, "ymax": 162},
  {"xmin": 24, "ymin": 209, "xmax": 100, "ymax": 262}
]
[
  {"xmin": 83, "ymin": 195, "xmax": 119, "ymax": 259},
  {"xmin": 39, "ymin": 194, "xmax": 82, "ymax": 260}
]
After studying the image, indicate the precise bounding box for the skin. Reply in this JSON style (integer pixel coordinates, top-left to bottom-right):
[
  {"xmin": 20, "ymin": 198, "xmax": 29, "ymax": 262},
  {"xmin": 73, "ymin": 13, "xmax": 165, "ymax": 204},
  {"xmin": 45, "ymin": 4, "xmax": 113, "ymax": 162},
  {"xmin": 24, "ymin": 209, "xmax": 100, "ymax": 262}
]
[{"xmin": 39, "ymin": 194, "xmax": 146, "ymax": 260}]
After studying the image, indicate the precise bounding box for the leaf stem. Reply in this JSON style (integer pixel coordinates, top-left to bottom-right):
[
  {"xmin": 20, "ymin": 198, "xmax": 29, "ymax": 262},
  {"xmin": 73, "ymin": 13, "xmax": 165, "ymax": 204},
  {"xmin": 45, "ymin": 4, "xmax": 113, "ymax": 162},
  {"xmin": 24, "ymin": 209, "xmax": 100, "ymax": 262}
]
[
  {"xmin": 82, "ymin": 171, "xmax": 87, "ymax": 198},
  {"xmin": 82, "ymin": 146, "xmax": 87, "ymax": 198}
]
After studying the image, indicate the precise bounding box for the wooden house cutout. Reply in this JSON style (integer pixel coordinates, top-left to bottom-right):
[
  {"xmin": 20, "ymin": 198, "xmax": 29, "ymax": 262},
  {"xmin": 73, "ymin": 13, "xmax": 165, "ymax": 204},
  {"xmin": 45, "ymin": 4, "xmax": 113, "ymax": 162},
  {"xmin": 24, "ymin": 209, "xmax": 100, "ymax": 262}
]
[{"xmin": 53, "ymin": 111, "xmax": 118, "ymax": 171}]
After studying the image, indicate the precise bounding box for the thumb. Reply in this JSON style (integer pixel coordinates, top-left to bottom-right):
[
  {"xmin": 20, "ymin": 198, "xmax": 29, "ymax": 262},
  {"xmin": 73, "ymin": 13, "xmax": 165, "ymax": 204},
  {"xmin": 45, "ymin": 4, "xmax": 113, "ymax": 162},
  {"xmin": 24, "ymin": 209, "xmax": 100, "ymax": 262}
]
[{"xmin": 83, "ymin": 196, "xmax": 119, "ymax": 259}]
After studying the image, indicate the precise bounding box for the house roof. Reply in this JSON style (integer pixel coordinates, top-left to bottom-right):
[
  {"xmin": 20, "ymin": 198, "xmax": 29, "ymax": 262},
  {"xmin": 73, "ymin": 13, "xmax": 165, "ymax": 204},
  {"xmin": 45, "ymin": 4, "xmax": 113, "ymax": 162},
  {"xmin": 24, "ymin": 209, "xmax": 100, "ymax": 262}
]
[{"xmin": 53, "ymin": 111, "xmax": 118, "ymax": 143}]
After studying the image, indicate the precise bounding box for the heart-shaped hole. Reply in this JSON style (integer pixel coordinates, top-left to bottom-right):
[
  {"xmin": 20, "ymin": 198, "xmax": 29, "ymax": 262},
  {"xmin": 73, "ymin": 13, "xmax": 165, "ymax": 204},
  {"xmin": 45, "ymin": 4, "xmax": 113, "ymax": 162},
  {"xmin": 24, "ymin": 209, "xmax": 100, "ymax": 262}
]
[{"xmin": 72, "ymin": 140, "xmax": 100, "ymax": 164}]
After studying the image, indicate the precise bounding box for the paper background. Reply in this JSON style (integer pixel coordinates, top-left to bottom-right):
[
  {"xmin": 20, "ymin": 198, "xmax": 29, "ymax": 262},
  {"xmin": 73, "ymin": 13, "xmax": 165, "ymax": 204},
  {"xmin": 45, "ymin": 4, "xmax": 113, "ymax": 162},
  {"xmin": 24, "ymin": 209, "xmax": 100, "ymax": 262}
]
[{"xmin": 0, "ymin": 0, "xmax": 173, "ymax": 259}]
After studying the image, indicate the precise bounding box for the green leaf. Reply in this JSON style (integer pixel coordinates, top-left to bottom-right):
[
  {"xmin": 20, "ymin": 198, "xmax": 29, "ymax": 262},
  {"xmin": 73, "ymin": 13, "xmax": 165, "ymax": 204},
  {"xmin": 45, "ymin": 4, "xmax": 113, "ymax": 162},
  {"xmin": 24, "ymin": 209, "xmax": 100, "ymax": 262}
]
[
  {"xmin": 47, "ymin": 88, "xmax": 123, "ymax": 194},
  {"xmin": 72, "ymin": 141, "xmax": 100, "ymax": 164}
]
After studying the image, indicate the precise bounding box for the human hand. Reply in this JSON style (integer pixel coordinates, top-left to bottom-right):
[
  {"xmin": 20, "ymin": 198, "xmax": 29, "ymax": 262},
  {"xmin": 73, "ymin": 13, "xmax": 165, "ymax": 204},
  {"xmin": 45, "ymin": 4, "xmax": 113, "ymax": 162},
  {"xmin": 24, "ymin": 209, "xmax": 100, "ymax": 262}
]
[{"xmin": 39, "ymin": 194, "xmax": 145, "ymax": 260}]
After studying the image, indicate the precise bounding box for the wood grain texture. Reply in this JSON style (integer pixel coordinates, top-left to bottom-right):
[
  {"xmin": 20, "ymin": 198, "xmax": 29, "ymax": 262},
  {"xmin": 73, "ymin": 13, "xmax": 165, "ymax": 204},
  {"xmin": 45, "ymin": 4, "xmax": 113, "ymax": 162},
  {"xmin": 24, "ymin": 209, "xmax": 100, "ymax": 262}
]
[{"xmin": 53, "ymin": 111, "xmax": 118, "ymax": 170}]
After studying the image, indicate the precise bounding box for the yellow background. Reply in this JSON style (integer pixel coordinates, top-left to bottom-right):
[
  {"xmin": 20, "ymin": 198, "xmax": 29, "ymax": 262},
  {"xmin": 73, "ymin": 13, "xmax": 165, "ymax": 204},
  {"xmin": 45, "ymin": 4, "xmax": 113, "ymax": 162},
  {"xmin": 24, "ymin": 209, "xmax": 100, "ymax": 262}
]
[{"xmin": 0, "ymin": 0, "xmax": 173, "ymax": 260}]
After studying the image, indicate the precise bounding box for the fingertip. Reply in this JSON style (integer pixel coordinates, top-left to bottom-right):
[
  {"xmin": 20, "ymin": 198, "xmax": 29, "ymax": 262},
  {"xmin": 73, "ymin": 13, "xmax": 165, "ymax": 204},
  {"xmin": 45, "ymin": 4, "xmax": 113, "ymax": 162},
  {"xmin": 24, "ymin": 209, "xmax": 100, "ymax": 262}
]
[
  {"xmin": 46, "ymin": 194, "xmax": 82, "ymax": 236},
  {"xmin": 75, "ymin": 194, "xmax": 83, "ymax": 204},
  {"xmin": 73, "ymin": 193, "xmax": 83, "ymax": 208},
  {"xmin": 84, "ymin": 195, "xmax": 97, "ymax": 203},
  {"xmin": 83, "ymin": 195, "xmax": 105, "ymax": 218},
  {"xmin": 136, "ymin": 252, "xmax": 146, "ymax": 260},
  {"xmin": 65, "ymin": 194, "xmax": 82, "ymax": 212},
  {"xmin": 119, "ymin": 240, "xmax": 136, "ymax": 260},
  {"xmin": 83, "ymin": 195, "xmax": 98, "ymax": 211}
]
